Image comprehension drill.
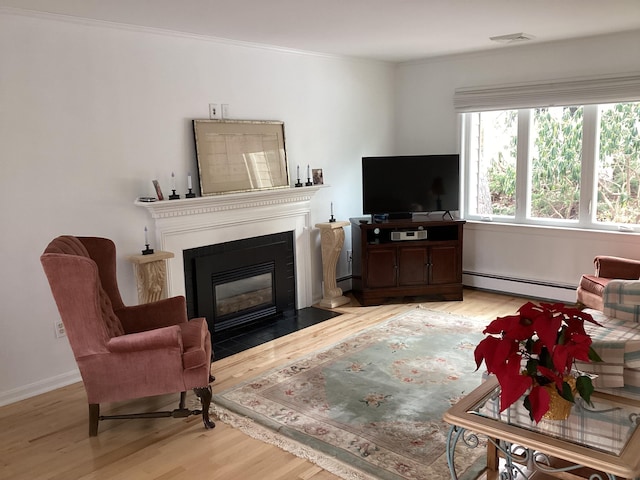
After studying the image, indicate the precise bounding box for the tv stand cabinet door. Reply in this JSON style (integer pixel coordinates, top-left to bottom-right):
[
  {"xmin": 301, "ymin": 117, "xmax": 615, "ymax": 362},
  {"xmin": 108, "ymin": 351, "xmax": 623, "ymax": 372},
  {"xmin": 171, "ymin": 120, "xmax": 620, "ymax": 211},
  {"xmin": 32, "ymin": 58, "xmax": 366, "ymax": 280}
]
[
  {"xmin": 429, "ymin": 245, "xmax": 460, "ymax": 285},
  {"xmin": 398, "ymin": 246, "xmax": 428, "ymax": 286},
  {"xmin": 365, "ymin": 247, "xmax": 397, "ymax": 289}
]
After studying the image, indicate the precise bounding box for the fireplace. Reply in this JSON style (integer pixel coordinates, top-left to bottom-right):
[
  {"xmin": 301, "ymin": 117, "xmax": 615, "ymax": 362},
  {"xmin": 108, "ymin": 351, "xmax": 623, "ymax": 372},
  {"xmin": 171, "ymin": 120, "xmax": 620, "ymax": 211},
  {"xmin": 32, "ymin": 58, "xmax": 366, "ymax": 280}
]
[
  {"xmin": 184, "ymin": 232, "xmax": 296, "ymax": 334},
  {"xmin": 135, "ymin": 187, "xmax": 321, "ymax": 314}
]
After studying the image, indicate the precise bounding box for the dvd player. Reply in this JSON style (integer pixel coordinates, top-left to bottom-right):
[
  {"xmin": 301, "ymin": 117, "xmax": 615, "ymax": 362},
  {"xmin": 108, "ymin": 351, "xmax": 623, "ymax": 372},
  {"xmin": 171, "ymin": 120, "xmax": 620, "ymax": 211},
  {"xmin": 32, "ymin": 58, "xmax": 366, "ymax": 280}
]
[{"xmin": 390, "ymin": 230, "xmax": 427, "ymax": 241}]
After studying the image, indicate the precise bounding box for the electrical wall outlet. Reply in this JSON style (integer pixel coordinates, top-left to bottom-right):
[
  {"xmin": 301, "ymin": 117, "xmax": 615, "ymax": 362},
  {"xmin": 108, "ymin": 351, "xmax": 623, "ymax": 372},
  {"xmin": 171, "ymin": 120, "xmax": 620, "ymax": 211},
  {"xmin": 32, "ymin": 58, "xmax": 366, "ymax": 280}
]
[
  {"xmin": 221, "ymin": 104, "xmax": 229, "ymax": 119},
  {"xmin": 208, "ymin": 103, "xmax": 221, "ymax": 120},
  {"xmin": 54, "ymin": 320, "xmax": 66, "ymax": 338}
]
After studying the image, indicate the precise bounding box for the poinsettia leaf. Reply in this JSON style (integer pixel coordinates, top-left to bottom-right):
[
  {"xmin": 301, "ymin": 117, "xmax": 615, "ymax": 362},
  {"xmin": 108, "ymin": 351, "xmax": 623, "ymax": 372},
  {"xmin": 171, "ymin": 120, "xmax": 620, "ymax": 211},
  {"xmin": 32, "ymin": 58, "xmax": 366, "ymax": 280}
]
[
  {"xmin": 483, "ymin": 316, "xmax": 519, "ymax": 335},
  {"xmin": 539, "ymin": 347, "xmax": 554, "ymax": 369},
  {"xmin": 518, "ymin": 301, "xmax": 542, "ymax": 318},
  {"xmin": 588, "ymin": 346, "xmax": 603, "ymax": 363},
  {"xmin": 530, "ymin": 339, "xmax": 543, "ymax": 355},
  {"xmin": 563, "ymin": 334, "xmax": 593, "ymax": 364},
  {"xmin": 474, "ymin": 336, "xmax": 502, "ymax": 370},
  {"xmin": 523, "ymin": 394, "xmax": 532, "ymax": 419},
  {"xmin": 568, "ymin": 307, "xmax": 602, "ymax": 327},
  {"xmin": 525, "ymin": 358, "xmax": 538, "ymax": 376},
  {"xmin": 536, "ymin": 365, "xmax": 563, "ymax": 388},
  {"xmin": 527, "ymin": 385, "xmax": 551, "ymax": 423},
  {"xmin": 533, "ymin": 313, "xmax": 563, "ymax": 352},
  {"xmin": 485, "ymin": 313, "xmax": 535, "ymax": 341},
  {"xmin": 496, "ymin": 371, "xmax": 532, "ymax": 412},
  {"xmin": 564, "ymin": 317, "xmax": 587, "ymax": 337},
  {"xmin": 560, "ymin": 381, "xmax": 575, "ymax": 403},
  {"xmin": 576, "ymin": 375, "xmax": 595, "ymax": 405},
  {"xmin": 551, "ymin": 344, "xmax": 571, "ymax": 374}
]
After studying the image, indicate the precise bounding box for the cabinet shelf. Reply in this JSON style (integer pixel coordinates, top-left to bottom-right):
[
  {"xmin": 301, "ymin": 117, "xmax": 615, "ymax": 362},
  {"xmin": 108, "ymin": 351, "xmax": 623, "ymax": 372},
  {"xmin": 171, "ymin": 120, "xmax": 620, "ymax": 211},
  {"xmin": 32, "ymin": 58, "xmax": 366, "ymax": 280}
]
[{"xmin": 350, "ymin": 217, "xmax": 465, "ymax": 306}]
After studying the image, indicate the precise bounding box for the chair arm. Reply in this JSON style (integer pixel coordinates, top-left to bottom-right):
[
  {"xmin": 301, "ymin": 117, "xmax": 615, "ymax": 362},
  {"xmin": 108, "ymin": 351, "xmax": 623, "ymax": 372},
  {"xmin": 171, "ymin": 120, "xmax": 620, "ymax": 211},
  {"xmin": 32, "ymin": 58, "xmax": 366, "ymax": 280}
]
[
  {"xmin": 106, "ymin": 325, "xmax": 183, "ymax": 353},
  {"xmin": 595, "ymin": 256, "xmax": 640, "ymax": 279},
  {"xmin": 116, "ymin": 296, "xmax": 189, "ymax": 333},
  {"xmin": 603, "ymin": 280, "xmax": 640, "ymax": 322}
]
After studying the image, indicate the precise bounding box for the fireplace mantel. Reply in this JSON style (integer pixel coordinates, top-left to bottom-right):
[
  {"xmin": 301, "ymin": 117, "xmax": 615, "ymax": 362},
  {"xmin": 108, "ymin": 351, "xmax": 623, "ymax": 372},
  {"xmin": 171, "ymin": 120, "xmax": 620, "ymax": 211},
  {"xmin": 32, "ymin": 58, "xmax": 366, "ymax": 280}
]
[
  {"xmin": 135, "ymin": 187, "xmax": 322, "ymax": 219},
  {"xmin": 135, "ymin": 186, "xmax": 322, "ymax": 309}
]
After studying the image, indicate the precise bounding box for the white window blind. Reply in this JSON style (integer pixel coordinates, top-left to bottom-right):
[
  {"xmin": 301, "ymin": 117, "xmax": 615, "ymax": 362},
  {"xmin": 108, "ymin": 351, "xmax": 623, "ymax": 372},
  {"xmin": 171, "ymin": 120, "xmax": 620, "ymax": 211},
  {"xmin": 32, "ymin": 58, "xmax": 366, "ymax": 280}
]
[{"xmin": 454, "ymin": 73, "xmax": 640, "ymax": 112}]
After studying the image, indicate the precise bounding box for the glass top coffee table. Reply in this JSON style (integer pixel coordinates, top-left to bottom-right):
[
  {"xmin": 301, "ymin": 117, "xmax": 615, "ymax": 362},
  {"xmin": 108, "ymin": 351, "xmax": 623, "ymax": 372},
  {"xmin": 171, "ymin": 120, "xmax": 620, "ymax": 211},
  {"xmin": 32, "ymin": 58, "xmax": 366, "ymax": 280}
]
[{"xmin": 443, "ymin": 377, "xmax": 640, "ymax": 479}]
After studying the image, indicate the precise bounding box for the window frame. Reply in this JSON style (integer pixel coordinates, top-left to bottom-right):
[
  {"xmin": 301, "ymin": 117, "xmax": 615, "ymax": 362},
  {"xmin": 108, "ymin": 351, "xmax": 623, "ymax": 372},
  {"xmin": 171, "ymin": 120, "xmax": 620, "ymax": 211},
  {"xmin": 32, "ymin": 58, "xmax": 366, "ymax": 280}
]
[{"xmin": 460, "ymin": 102, "xmax": 639, "ymax": 233}]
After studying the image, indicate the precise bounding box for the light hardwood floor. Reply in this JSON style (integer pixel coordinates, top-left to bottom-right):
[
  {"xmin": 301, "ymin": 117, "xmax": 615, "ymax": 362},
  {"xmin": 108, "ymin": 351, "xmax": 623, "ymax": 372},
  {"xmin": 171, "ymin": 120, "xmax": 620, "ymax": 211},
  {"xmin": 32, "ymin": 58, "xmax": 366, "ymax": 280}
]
[{"xmin": 0, "ymin": 289, "xmax": 532, "ymax": 480}]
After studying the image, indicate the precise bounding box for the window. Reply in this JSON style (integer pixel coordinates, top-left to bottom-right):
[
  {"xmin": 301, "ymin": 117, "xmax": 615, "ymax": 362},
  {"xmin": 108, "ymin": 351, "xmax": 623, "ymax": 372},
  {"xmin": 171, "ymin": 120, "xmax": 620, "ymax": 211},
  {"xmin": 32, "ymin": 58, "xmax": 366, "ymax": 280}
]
[
  {"xmin": 467, "ymin": 110, "xmax": 518, "ymax": 218},
  {"xmin": 462, "ymin": 101, "xmax": 640, "ymax": 230},
  {"xmin": 530, "ymin": 106, "xmax": 583, "ymax": 221},
  {"xmin": 597, "ymin": 103, "xmax": 640, "ymax": 224}
]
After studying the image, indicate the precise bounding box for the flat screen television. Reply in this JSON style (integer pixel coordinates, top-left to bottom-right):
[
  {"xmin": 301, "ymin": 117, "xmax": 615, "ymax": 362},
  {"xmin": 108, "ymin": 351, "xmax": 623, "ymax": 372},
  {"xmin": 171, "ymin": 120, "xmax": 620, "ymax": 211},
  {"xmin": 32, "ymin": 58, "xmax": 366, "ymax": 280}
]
[{"xmin": 362, "ymin": 154, "xmax": 460, "ymax": 218}]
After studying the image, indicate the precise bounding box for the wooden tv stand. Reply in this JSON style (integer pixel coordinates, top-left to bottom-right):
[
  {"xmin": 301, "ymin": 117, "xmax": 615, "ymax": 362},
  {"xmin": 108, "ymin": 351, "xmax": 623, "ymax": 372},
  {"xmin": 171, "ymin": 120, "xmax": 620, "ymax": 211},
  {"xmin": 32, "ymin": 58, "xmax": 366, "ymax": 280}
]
[{"xmin": 350, "ymin": 217, "xmax": 465, "ymax": 306}]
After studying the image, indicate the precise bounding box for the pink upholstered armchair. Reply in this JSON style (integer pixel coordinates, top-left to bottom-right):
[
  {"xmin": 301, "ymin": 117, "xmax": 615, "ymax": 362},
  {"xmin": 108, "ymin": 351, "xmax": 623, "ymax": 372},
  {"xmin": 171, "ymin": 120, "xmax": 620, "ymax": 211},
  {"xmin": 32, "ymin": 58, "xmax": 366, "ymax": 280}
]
[
  {"xmin": 577, "ymin": 255, "xmax": 640, "ymax": 311},
  {"xmin": 40, "ymin": 235, "xmax": 215, "ymax": 436}
]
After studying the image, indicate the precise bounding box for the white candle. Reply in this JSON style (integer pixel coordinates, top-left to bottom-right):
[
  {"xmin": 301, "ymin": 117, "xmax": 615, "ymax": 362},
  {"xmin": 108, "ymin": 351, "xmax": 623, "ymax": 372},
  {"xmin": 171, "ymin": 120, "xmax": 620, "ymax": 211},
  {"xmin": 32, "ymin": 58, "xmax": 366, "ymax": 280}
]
[
  {"xmin": 171, "ymin": 172, "xmax": 176, "ymax": 190},
  {"xmin": 144, "ymin": 226, "xmax": 148, "ymax": 245},
  {"xmin": 297, "ymin": 165, "xmax": 300, "ymax": 179},
  {"xmin": 307, "ymin": 164, "xmax": 310, "ymax": 178},
  {"xmin": 187, "ymin": 172, "xmax": 192, "ymax": 190},
  {"xmin": 331, "ymin": 202, "xmax": 334, "ymax": 215}
]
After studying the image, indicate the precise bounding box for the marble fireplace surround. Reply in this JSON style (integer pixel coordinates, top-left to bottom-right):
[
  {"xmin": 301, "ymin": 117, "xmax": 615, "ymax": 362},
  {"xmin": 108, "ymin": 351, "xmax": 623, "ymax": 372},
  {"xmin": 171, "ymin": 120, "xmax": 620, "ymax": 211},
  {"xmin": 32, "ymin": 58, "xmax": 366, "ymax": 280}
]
[{"xmin": 135, "ymin": 186, "xmax": 322, "ymax": 309}]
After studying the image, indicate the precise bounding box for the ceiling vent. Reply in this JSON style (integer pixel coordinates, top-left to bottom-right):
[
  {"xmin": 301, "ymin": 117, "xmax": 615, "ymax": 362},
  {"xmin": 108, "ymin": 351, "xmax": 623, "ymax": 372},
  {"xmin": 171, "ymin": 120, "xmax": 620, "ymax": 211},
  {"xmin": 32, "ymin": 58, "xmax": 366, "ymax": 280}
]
[{"xmin": 489, "ymin": 32, "xmax": 535, "ymax": 44}]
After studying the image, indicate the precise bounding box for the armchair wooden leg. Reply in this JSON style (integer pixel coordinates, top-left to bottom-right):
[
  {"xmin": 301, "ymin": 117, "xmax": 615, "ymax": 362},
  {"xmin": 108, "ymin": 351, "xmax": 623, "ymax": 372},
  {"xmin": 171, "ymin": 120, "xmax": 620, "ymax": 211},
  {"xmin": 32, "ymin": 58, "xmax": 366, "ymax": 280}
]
[
  {"xmin": 193, "ymin": 385, "xmax": 215, "ymax": 429},
  {"xmin": 89, "ymin": 404, "xmax": 100, "ymax": 437}
]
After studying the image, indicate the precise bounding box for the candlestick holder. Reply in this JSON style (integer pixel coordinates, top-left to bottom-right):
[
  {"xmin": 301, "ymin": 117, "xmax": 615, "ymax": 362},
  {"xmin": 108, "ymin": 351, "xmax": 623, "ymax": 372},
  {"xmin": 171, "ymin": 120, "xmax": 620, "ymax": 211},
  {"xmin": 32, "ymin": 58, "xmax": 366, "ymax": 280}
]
[
  {"xmin": 142, "ymin": 244, "xmax": 154, "ymax": 255},
  {"xmin": 185, "ymin": 188, "xmax": 196, "ymax": 198},
  {"xmin": 305, "ymin": 177, "xmax": 313, "ymax": 186},
  {"xmin": 168, "ymin": 190, "xmax": 180, "ymax": 200},
  {"xmin": 329, "ymin": 215, "xmax": 336, "ymax": 223},
  {"xmin": 295, "ymin": 177, "xmax": 303, "ymax": 187}
]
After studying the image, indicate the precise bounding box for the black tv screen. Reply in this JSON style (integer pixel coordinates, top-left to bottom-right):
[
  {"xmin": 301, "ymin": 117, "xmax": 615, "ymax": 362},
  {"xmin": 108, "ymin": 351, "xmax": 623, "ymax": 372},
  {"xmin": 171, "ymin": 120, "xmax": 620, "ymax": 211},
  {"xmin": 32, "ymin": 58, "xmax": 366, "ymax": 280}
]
[{"xmin": 362, "ymin": 154, "xmax": 460, "ymax": 216}]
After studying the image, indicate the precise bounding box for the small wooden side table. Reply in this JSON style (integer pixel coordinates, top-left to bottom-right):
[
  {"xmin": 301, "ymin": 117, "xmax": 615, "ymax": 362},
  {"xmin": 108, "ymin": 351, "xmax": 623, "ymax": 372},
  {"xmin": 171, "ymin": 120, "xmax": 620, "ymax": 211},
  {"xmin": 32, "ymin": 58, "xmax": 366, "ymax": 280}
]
[
  {"xmin": 315, "ymin": 221, "xmax": 350, "ymax": 308},
  {"xmin": 127, "ymin": 251, "xmax": 174, "ymax": 304}
]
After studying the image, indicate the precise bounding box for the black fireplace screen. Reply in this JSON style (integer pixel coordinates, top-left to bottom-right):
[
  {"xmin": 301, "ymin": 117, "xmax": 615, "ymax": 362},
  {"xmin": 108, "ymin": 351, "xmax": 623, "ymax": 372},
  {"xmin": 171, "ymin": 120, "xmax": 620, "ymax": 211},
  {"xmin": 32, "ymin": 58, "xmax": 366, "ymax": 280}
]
[{"xmin": 183, "ymin": 232, "xmax": 295, "ymax": 335}]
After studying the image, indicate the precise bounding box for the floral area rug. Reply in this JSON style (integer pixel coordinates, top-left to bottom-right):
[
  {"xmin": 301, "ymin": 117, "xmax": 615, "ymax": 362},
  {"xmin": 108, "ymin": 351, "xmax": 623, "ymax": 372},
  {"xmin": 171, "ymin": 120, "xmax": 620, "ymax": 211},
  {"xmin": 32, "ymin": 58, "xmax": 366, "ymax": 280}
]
[{"xmin": 212, "ymin": 307, "xmax": 488, "ymax": 480}]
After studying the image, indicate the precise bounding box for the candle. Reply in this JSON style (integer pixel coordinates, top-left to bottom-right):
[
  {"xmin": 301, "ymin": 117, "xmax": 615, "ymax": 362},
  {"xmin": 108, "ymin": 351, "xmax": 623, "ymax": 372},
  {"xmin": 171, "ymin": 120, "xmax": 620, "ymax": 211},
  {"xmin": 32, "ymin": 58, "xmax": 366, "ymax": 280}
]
[
  {"xmin": 331, "ymin": 202, "xmax": 334, "ymax": 215},
  {"xmin": 187, "ymin": 172, "xmax": 192, "ymax": 190},
  {"xmin": 144, "ymin": 226, "xmax": 148, "ymax": 246},
  {"xmin": 297, "ymin": 165, "xmax": 300, "ymax": 179},
  {"xmin": 171, "ymin": 172, "xmax": 176, "ymax": 190},
  {"xmin": 307, "ymin": 164, "xmax": 310, "ymax": 179}
]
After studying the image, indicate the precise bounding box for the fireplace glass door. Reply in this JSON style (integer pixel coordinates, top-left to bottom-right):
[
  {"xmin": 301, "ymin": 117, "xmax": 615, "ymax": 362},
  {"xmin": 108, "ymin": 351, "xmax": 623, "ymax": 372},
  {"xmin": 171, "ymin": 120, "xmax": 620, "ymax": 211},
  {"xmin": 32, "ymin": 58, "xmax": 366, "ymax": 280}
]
[{"xmin": 215, "ymin": 266, "xmax": 273, "ymax": 318}]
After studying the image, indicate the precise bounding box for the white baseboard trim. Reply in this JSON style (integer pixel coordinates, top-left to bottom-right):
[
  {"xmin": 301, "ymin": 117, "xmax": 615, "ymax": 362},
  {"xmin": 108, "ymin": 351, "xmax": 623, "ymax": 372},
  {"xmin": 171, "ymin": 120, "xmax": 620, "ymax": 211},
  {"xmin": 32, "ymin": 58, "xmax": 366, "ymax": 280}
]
[
  {"xmin": 0, "ymin": 369, "xmax": 81, "ymax": 407},
  {"xmin": 337, "ymin": 277, "xmax": 351, "ymax": 293},
  {"xmin": 463, "ymin": 271, "xmax": 577, "ymax": 304}
]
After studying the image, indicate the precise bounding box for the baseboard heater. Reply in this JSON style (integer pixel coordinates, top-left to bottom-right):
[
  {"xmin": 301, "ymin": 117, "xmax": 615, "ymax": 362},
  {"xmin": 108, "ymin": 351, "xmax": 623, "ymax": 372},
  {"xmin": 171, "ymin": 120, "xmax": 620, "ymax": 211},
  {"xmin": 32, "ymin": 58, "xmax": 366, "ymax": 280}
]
[
  {"xmin": 462, "ymin": 271, "xmax": 578, "ymax": 303},
  {"xmin": 335, "ymin": 272, "xmax": 577, "ymax": 303}
]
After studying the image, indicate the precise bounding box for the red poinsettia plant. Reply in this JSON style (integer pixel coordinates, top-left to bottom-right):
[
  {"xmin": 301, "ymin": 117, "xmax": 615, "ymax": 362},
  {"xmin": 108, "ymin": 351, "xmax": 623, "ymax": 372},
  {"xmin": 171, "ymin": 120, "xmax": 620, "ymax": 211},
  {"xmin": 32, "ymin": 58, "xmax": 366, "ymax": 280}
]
[{"xmin": 474, "ymin": 302, "xmax": 602, "ymax": 423}]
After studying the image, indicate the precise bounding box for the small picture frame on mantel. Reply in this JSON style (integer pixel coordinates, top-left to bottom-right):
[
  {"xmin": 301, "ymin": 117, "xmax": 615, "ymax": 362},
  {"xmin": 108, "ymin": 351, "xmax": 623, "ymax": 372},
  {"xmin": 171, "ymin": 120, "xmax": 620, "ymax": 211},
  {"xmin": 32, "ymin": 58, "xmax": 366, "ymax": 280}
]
[
  {"xmin": 312, "ymin": 168, "xmax": 324, "ymax": 185},
  {"xmin": 152, "ymin": 180, "xmax": 164, "ymax": 201}
]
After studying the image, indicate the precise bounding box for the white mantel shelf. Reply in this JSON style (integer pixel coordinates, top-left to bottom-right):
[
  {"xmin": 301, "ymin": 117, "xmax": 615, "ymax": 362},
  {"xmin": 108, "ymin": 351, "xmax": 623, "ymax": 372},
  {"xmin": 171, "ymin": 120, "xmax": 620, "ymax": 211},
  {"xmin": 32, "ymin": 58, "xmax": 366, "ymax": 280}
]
[
  {"xmin": 134, "ymin": 185, "xmax": 324, "ymax": 309},
  {"xmin": 134, "ymin": 186, "xmax": 323, "ymax": 219}
]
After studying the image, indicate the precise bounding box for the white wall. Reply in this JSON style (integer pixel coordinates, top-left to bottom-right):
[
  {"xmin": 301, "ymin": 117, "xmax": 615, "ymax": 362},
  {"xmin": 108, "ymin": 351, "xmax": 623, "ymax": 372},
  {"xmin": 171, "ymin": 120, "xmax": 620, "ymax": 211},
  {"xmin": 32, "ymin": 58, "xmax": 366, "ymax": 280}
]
[
  {"xmin": 0, "ymin": 10, "xmax": 395, "ymax": 405},
  {"xmin": 5, "ymin": 9, "xmax": 639, "ymax": 406},
  {"xmin": 396, "ymin": 30, "xmax": 640, "ymax": 301}
]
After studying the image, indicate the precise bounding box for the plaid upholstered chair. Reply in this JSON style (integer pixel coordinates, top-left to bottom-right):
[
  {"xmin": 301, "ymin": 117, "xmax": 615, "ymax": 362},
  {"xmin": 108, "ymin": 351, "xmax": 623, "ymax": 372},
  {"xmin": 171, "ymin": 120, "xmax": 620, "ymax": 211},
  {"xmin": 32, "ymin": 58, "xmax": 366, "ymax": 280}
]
[{"xmin": 40, "ymin": 235, "xmax": 215, "ymax": 436}]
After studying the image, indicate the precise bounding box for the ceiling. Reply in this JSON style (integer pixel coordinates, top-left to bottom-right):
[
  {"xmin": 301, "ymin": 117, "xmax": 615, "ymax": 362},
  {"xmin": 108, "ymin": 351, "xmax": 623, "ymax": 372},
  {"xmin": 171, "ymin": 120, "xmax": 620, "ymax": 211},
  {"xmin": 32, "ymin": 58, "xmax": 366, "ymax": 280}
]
[{"xmin": 2, "ymin": 0, "xmax": 640, "ymax": 62}]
